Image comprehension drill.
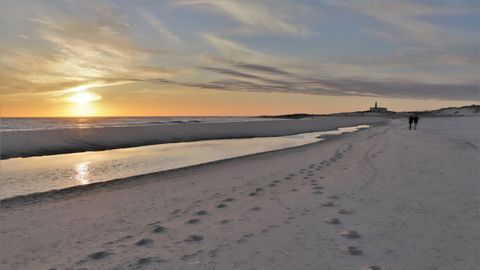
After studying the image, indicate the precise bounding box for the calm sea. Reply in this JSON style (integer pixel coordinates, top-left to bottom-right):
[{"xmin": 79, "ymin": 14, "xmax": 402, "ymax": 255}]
[{"xmin": 0, "ymin": 116, "xmax": 269, "ymax": 132}]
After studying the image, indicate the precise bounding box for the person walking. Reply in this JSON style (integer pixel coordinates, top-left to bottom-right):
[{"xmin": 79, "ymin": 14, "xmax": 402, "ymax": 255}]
[
  {"xmin": 413, "ymin": 115, "xmax": 419, "ymax": 130},
  {"xmin": 408, "ymin": 115, "xmax": 414, "ymax": 130}
]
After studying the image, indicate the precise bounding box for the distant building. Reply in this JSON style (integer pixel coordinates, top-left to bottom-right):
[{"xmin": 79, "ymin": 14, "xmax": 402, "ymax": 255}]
[{"xmin": 369, "ymin": 102, "xmax": 387, "ymax": 113}]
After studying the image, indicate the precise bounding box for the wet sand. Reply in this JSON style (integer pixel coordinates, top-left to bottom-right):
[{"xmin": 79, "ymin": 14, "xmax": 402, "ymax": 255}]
[{"xmin": 0, "ymin": 117, "xmax": 478, "ymax": 269}]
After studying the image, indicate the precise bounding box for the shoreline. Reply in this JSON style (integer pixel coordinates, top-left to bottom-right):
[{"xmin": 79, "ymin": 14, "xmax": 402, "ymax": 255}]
[
  {"xmin": 0, "ymin": 124, "xmax": 378, "ymax": 207},
  {"xmin": 1, "ymin": 116, "xmax": 386, "ymax": 159}
]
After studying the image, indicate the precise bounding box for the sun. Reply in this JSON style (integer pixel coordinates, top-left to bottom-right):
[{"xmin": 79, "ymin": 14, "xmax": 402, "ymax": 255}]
[
  {"xmin": 65, "ymin": 91, "xmax": 102, "ymax": 116},
  {"xmin": 67, "ymin": 92, "xmax": 101, "ymax": 104}
]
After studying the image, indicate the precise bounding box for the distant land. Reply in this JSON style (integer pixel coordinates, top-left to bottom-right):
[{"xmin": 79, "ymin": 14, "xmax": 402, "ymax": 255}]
[{"xmin": 260, "ymin": 104, "xmax": 480, "ymax": 119}]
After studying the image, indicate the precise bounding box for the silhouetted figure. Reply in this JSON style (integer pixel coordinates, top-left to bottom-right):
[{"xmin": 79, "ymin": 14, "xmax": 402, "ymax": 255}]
[
  {"xmin": 413, "ymin": 116, "xmax": 419, "ymax": 130},
  {"xmin": 408, "ymin": 115, "xmax": 414, "ymax": 130}
]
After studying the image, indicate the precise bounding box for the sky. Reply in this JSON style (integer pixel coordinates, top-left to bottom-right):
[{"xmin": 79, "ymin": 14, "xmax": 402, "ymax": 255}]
[{"xmin": 0, "ymin": 0, "xmax": 478, "ymax": 117}]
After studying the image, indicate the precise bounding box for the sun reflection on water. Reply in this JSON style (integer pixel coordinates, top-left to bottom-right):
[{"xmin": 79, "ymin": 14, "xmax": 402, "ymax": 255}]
[{"xmin": 74, "ymin": 161, "xmax": 91, "ymax": 185}]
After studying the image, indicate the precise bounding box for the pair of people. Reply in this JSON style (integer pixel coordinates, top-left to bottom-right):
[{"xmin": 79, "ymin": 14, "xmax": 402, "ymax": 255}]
[{"xmin": 408, "ymin": 115, "xmax": 419, "ymax": 130}]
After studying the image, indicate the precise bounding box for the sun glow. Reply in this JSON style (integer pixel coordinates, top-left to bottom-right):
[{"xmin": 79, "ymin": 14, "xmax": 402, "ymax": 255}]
[
  {"xmin": 67, "ymin": 92, "xmax": 101, "ymax": 104},
  {"xmin": 65, "ymin": 91, "xmax": 102, "ymax": 116}
]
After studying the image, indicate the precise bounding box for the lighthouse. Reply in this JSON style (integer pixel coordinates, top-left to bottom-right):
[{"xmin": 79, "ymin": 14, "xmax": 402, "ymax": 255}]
[{"xmin": 369, "ymin": 101, "xmax": 387, "ymax": 113}]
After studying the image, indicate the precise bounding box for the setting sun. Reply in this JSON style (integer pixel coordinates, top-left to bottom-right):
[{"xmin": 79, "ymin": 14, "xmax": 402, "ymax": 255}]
[
  {"xmin": 65, "ymin": 92, "xmax": 102, "ymax": 116},
  {"xmin": 66, "ymin": 92, "xmax": 101, "ymax": 104}
]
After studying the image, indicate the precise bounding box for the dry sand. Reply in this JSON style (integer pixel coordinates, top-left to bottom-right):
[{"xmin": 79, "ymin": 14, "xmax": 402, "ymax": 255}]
[
  {"xmin": 0, "ymin": 117, "xmax": 478, "ymax": 269},
  {"xmin": 1, "ymin": 116, "xmax": 385, "ymax": 159}
]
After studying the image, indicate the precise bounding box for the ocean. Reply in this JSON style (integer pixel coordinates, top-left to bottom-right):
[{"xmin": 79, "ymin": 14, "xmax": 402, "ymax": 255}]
[{"xmin": 0, "ymin": 116, "xmax": 270, "ymax": 132}]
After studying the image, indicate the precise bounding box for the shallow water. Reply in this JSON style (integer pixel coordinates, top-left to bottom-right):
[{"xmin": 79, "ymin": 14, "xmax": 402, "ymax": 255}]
[{"xmin": 0, "ymin": 125, "xmax": 369, "ymax": 199}]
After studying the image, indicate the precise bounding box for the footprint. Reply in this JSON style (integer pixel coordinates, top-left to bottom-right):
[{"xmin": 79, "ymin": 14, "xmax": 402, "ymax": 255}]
[
  {"xmin": 346, "ymin": 246, "xmax": 362, "ymax": 255},
  {"xmin": 338, "ymin": 209, "xmax": 354, "ymax": 215},
  {"xmin": 327, "ymin": 195, "xmax": 339, "ymax": 200},
  {"xmin": 136, "ymin": 257, "xmax": 152, "ymax": 265},
  {"xmin": 292, "ymin": 189, "xmax": 298, "ymax": 192},
  {"xmin": 181, "ymin": 250, "xmax": 203, "ymax": 260},
  {"xmin": 248, "ymin": 192, "xmax": 258, "ymax": 196},
  {"xmin": 313, "ymin": 186, "xmax": 324, "ymax": 190},
  {"xmin": 136, "ymin": 238, "xmax": 154, "ymax": 246},
  {"xmin": 115, "ymin": 235, "xmax": 132, "ymax": 242},
  {"xmin": 186, "ymin": 218, "xmax": 201, "ymax": 224},
  {"xmin": 340, "ymin": 230, "xmax": 360, "ymax": 239},
  {"xmin": 146, "ymin": 220, "xmax": 161, "ymax": 226},
  {"xmin": 216, "ymin": 203, "xmax": 227, "ymax": 208},
  {"xmin": 325, "ymin": 218, "xmax": 341, "ymax": 224},
  {"xmin": 87, "ymin": 251, "xmax": 111, "ymax": 260},
  {"xmin": 223, "ymin": 198, "xmax": 235, "ymax": 202},
  {"xmin": 220, "ymin": 219, "xmax": 230, "ymax": 224},
  {"xmin": 273, "ymin": 180, "xmax": 280, "ymax": 183},
  {"xmin": 185, "ymin": 235, "xmax": 204, "ymax": 242},
  {"xmin": 131, "ymin": 256, "xmax": 165, "ymax": 267},
  {"xmin": 196, "ymin": 210, "xmax": 208, "ymax": 216},
  {"xmin": 152, "ymin": 226, "xmax": 167, "ymax": 233},
  {"xmin": 322, "ymin": 201, "xmax": 337, "ymax": 207},
  {"xmin": 171, "ymin": 209, "xmax": 182, "ymax": 215},
  {"xmin": 249, "ymin": 206, "xmax": 262, "ymax": 211},
  {"xmin": 367, "ymin": 266, "xmax": 382, "ymax": 270},
  {"xmin": 269, "ymin": 184, "xmax": 276, "ymax": 187},
  {"xmin": 237, "ymin": 233, "xmax": 254, "ymax": 243},
  {"xmin": 312, "ymin": 191, "xmax": 323, "ymax": 194},
  {"xmin": 255, "ymin": 188, "xmax": 264, "ymax": 192}
]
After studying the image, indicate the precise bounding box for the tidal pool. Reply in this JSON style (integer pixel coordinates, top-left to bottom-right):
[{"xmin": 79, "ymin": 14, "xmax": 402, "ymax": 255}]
[{"xmin": 0, "ymin": 125, "xmax": 369, "ymax": 199}]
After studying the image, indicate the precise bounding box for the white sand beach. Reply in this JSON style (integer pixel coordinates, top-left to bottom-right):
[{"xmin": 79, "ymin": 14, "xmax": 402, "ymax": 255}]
[
  {"xmin": 1, "ymin": 116, "xmax": 478, "ymax": 270},
  {"xmin": 1, "ymin": 116, "xmax": 385, "ymax": 159}
]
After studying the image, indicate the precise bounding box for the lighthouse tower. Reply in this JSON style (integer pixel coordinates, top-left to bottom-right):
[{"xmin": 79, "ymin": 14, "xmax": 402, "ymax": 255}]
[{"xmin": 369, "ymin": 101, "xmax": 387, "ymax": 113}]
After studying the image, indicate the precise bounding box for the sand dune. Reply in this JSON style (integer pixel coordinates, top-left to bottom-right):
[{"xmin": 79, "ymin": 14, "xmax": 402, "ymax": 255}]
[
  {"xmin": 1, "ymin": 116, "xmax": 386, "ymax": 159},
  {"xmin": 0, "ymin": 117, "xmax": 478, "ymax": 269}
]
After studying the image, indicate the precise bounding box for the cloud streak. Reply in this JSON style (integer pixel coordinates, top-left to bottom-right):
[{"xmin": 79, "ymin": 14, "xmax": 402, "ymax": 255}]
[
  {"xmin": 0, "ymin": 1, "xmax": 176, "ymax": 97},
  {"xmin": 177, "ymin": 0, "xmax": 312, "ymax": 36},
  {"xmin": 330, "ymin": 0, "xmax": 478, "ymax": 47},
  {"xmin": 202, "ymin": 33, "xmax": 269, "ymax": 60},
  {"xmin": 186, "ymin": 62, "xmax": 479, "ymax": 101},
  {"xmin": 138, "ymin": 9, "xmax": 181, "ymax": 44}
]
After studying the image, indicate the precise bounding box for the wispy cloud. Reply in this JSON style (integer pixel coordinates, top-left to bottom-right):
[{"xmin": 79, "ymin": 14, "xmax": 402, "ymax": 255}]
[
  {"xmin": 330, "ymin": 0, "xmax": 477, "ymax": 47},
  {"xmin": 157, "ymin": 60, "xmax": 478, "ymax": 101},
  {"xmin": 235, "ymin": 63, "xmax": 293, "ymax": 76},
  {"xmin": 137, "ymin": 9, "xmax": 181, "ymax": 44},
  {"xmin": 0, "ymin": 1, "xmax": 176, "ymax": 97},
  {"xmin": 202, "ymin": 33, "xmax": 267, "ymax": 58},
  {"xmin": 177, "ymin": 0, "xmax": 312, "ymax": 36},
  {"xmin": 177, "ymin": 29, "xmax": 478, "ymax": 100}
]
